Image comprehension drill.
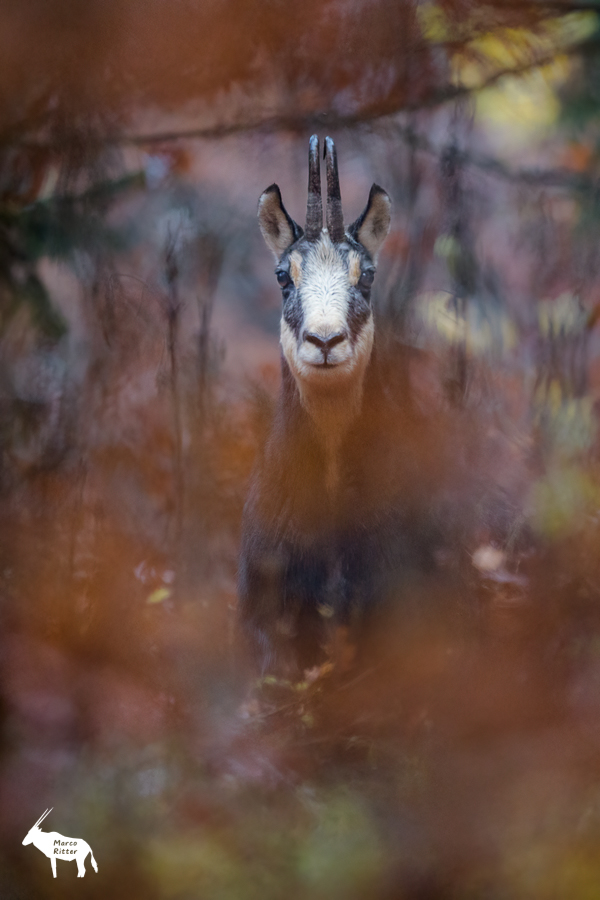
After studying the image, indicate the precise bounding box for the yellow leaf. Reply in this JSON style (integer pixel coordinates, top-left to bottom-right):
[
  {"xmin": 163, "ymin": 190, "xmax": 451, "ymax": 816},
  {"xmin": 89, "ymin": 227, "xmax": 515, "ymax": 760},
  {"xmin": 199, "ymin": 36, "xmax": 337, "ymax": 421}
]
[{"xmin": 147, "ymin": 587, "xmax": 172, "ymax": 604}]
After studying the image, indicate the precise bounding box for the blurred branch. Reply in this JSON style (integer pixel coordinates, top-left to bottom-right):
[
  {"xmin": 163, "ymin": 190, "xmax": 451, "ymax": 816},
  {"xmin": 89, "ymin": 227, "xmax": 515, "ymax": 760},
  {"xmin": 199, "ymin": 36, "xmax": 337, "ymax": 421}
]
[
  {"xmin": 6, "ymin": 27, "xmax": 597, "ymax": 154},
  {"xmin": 163, "ymin": 230, "xmax": 184, "ymax": 549},
  {"xmin": 389, "ymin": 121, "xmax": 598, "ymax": 193},
  {"xmin": 107, "ymin": 34, "xmax": 600, "ymax": 148},
  {"xmin": 505, "ymin": 1, "xmax": 600, "ymax": 10}
]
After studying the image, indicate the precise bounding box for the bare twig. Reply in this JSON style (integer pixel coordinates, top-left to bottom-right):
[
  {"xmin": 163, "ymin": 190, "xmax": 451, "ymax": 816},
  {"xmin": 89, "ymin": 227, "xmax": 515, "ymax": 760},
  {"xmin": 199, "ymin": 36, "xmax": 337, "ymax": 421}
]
[
  {"xmin": 110, "ymin": 34, "xmax": 600, "ymax": 148},
  {"xmin": 388, "ymin": 120, "xmax": 599, "ymax": 193},
  {"xmin": 8, "ymin": 28, "xmax": 597, "ymax": 155},
  {"xmin": 164, "ymin": 229, "xmax": 185, "ymax": 549}
]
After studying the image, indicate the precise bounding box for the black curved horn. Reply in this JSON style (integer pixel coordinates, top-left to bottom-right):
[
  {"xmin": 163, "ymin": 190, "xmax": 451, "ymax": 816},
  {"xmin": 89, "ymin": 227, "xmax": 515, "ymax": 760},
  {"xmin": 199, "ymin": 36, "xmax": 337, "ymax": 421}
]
[
  {"xmin": 324, "ymin": 136, "xmax": 344, "ymax": 243},
  {"xmin": 305, "ymin": 134, "xmax": 322, "ymax": 241}
]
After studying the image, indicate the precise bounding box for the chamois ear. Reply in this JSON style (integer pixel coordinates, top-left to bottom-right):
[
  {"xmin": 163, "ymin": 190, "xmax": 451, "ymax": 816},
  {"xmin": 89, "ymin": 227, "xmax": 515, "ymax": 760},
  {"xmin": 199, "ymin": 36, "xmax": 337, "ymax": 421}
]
[
  {"xmin": 258, "ymin": 184, "xmax": 304, "ymax": 259},
  {"xmin": 348, "ymin": 184, "xmax": 391, "ymax": 262}
]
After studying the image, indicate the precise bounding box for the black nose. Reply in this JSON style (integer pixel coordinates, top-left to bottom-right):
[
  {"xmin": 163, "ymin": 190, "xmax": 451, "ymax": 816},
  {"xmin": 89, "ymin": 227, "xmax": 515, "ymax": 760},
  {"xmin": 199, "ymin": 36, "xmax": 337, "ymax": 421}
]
[{"xmin": 303, "ymin": 331, "xmax": 348, "ymax": 353}]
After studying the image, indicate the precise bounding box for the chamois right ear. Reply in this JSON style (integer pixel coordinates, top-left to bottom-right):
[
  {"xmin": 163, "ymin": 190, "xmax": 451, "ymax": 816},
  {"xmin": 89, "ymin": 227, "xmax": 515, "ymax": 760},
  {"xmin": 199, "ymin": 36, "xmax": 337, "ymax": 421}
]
[
  {"xmin": 348, "ymin": 184, "xmax": 391, "ymax": 262},
  {"xmin": 258, "ymin": 184, "xmax": 303, "ymax": 259}
]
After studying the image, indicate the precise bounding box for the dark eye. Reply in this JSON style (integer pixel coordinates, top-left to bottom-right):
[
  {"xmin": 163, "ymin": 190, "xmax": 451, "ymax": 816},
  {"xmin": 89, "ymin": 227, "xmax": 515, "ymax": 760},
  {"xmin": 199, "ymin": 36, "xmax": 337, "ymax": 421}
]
[
  {"xmin": 358, "ymin": 269, "xmax": 375, "ymax": 289},
  {"xmin": 276, "ymin": 270, "xmax": 292, "ymax": 288}
]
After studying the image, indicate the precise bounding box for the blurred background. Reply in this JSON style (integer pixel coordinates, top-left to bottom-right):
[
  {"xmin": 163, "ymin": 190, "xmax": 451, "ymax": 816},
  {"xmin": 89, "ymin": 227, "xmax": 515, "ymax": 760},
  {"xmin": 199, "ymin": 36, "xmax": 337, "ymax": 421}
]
[{"xmin": 3, "ymin": 1, "xmax": 600, "ymax": 897}]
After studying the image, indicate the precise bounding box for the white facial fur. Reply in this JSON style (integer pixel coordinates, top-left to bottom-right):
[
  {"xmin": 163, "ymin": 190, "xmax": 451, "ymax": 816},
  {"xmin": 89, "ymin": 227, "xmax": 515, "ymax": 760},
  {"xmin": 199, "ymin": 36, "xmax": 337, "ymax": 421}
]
[
  {"xmin": 287, "ymin": 234, "xmax": 368, "ymax": 376},
  {"xmin": 281, "ymin": 313, "xmax": 374, "ymax": 393}
]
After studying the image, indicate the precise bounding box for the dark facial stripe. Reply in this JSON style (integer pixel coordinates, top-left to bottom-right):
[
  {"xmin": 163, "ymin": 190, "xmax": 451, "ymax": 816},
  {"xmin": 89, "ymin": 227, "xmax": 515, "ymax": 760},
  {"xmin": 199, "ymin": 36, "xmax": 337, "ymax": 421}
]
[
  {"xmin": 283, "ymin": 291, "xmax": 303, "ymax": 339},
  {"xmin": 346, "ymin": 291, "xmax": 371, "ymax": 342}
]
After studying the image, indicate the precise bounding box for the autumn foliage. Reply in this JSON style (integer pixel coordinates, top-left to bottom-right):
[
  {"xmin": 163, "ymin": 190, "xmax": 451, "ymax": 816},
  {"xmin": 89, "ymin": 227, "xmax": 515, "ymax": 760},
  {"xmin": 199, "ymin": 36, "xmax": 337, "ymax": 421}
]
[{"xmin": 3, "ymin": 2, "xmax": 600, "ymax": 898}]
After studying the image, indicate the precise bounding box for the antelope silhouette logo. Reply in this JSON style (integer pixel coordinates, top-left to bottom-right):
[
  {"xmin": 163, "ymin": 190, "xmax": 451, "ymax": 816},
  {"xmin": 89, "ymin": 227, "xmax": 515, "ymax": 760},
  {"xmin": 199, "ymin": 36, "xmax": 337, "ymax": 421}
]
[{"xmin": 22, "ymin": 808, "xmax": 98, "ymax": 878}]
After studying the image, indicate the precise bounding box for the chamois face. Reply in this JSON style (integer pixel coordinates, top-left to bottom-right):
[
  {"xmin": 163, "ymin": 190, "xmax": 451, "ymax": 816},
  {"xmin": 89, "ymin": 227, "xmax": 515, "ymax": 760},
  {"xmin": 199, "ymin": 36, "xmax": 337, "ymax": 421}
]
[
  {"xmin": 258, "ymin": 138, "xmax": 391, "ymax": 395},
  {"xmin": 274, "ymin": 229, "xmax": 377, "ymax": 382}
]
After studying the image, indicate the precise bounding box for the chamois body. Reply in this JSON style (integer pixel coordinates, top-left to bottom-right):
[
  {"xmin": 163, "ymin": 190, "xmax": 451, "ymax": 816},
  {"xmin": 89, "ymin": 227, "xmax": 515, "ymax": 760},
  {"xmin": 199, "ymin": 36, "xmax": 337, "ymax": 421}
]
[
  {"xmin": 239, "ymin": 137, "xmax": 441, "ymax": 673},
  {"xmin": 239, "ymin": 350, "xmax": 443, "ymax": 672}
]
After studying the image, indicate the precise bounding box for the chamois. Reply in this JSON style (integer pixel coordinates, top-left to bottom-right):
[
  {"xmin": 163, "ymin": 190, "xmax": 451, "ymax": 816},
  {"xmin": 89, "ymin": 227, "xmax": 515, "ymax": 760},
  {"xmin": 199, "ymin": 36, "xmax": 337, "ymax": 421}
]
[{"xmin": 239, "ymin": 136, "xmax": 445, "ymax": 674}]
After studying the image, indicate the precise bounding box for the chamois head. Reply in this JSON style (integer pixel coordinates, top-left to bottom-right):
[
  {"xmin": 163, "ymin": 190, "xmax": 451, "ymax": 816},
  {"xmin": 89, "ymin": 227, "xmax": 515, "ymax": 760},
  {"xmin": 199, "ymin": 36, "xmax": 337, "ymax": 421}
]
[{"xmin": 258, "ymin": 136, "xmax": 391, "ymax": 401}]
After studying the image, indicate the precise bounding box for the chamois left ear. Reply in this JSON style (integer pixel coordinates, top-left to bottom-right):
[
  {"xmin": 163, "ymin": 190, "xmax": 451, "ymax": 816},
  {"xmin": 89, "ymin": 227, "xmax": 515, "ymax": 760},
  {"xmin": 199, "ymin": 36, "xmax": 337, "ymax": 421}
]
[
  {"xmin": 258, "ymin": 184, "xmax": 304, "ymax": 259},
  {"xmin": 348, "ymin": 184, "xmax": 391, "ymax": 262}
]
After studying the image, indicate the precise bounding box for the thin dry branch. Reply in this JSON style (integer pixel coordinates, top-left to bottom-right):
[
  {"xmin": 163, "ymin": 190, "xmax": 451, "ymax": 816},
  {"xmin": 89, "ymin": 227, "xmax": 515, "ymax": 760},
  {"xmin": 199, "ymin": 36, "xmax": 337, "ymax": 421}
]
[
  {"xmin": 111, "ymin": 33, "xmax": 600, "ymax": 148},
  {"xmin": 10, "ymin": 28, "xmax": 599, "ymax": 153},
  {"xmin": 388, "ymin": 121, "xmax": 598, "ymax": 193}
]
